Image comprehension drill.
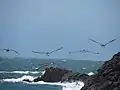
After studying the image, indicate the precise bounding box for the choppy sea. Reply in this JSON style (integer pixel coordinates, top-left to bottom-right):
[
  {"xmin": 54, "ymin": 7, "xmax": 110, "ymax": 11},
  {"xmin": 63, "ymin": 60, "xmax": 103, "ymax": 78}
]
[{"xmin": 0, "ymin": 57, "xmax": 104, "ymax": 90}]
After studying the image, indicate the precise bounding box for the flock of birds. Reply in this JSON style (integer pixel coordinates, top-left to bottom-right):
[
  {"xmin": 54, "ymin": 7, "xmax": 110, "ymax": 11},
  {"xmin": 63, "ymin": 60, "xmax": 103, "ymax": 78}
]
[
  {"xmin": 0, "ymin": 38, "xmax": 116, "ymax": 56},
  {"xmin": 0, "ymin": 38, "xmax": 117, "ymax": 71}
]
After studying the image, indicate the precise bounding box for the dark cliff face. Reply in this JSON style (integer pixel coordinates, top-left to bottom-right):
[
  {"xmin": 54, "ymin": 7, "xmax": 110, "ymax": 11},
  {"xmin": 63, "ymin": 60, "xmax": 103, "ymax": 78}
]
[{"xmin": 81, "ymin": 52, "xmax": 120, "ymax": 90}]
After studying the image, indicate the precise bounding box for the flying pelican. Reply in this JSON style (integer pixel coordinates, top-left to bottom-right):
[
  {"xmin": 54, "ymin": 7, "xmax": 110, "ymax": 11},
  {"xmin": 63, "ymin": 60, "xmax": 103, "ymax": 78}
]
[
  {"xmin": 0, "ymin": 48, "xmax": 20, "ymax": 55},
  {"xmin": 69, "ymin": 49, "xmax": 100, "ymax": 54},
  {"xmin": 89, "ymin": 38, "xmax": 116, "ymax": 48},
  {"xmin": 32, "ymin": 47, "xmax": 63, "ymax": 56}
]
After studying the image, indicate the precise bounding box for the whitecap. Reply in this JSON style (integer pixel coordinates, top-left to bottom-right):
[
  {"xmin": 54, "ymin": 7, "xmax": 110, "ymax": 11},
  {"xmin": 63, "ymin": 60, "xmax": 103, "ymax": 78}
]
[
  {"xmin": 88, "ymin": 72, "xmax": 94, "ymax": 76},
  {"xmin": 0, "ymin": 71, "xmax": 43, "ymax": 74},
  {"xmin": 2, "ymin": 75, "xmax": 84, "ymax": 90},
  {"xmin": 62, "ymin": 60, "xmax": 67, "ymax": 62},
  {"xmin": 2, "ymin": 75, "xmax": 35, "ymax": 83}
]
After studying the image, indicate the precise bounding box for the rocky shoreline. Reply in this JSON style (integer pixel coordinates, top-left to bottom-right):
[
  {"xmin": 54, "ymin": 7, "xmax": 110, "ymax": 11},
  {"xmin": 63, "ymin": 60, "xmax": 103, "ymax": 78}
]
[
  {"xmin": 23, "ymin": 52, "xmax": 120, "ymax": 90},
  {"xmin": 81, "ymin": 52, "xmax": 120, "ymax": 90},
  {"xmin": 23, "ymin": 66, "xmax": 89, "ymax": 83}
]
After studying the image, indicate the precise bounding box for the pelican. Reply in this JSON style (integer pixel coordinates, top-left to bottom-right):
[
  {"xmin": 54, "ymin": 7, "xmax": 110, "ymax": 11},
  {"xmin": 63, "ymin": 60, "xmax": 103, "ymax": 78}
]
[
  {"xmin": 32, "ymin": 47, "xmax": 63, "ymax": 56},
  {"xmin": 69, "ymin": 49, "xmax": 100, "ymax": 54},
  {"xmin": 89, "ymin": 38, "xmax": 116, "ymax": 48},
  {"xmin": 0, "ymin": 48, "xmax": 20, "ymax": 55}
]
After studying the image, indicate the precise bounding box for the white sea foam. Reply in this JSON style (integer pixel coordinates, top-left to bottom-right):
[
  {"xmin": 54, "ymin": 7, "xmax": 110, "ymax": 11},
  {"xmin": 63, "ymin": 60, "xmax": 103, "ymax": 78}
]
[
  {"xmin": 0, "ymin": 70, "xmax": 95, "ymax": 90},
  {"xmin": 1, "ymin": 75, "xmax": 84, "ymax": 90},
  {"xmin": 88, "ymin": 72, "xmax": 94, "ymax": 76},
  {"xmin": 2, "ymin": 75, "xmax": 35, "ymax": 83},
  {"xmin": 41, "ymin": 70, "xmax": 46, "ymax": 75},
  {"xmin": 62, "ymin": 59, "xmax": 67, "ymax": 62},
  {"xmin": 0, "ymin": 71, "xmax": 44, "ymax": 74}
]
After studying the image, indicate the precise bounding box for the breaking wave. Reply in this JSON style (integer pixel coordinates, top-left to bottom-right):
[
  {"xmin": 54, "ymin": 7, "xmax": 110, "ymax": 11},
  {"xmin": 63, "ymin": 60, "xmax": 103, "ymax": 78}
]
[
  {"xmin": 0, "ymin": 72, "xmax": 95, "ymax": 90},
  {"xmin": 0, "ymin": 71, "xmax": 45, "ymax": 74},
  {"xmin": 1, "ymin": 75, "xmax": 84, "ymax": 90}
]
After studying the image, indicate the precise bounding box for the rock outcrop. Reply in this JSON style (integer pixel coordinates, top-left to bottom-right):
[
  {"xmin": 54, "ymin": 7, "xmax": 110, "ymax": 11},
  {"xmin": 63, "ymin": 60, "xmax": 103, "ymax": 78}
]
[
  {"xmin": 23, "ymin": 67, "xmax": 88, "ymax": 83},
  {"xmin": 23, "ymin": 52, "xmax": 120, "ymax": 90},
  {"xmin": 33, "ymin": 67, "xmax": 89, "ymax": 82},
  {"xmin": 81, "ymin": 52, "xmax": 120, "ymax": 90},
  {"xmin": 32, "ymin": 67, "xmax": 73, "ymax": 82},
  {"xmin": 39, "ymin": 67, "xmax": 72, "ymax": 82}
]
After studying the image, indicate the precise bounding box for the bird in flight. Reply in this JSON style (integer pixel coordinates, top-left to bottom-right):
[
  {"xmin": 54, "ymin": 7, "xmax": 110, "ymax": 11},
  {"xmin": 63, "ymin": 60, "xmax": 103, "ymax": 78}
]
[
  {"xmin": 69, "ymin": 49, "xmax": 100, "ymax": 54},
  {"xmin": 32, "ymin": 47, "xmax": 63, "ymax": 56},
  {"xmin": 0, "ymin": 48, "xmax": 20, "ymax": 55},
  {"xmin": 89, "ymin": 38, "xmax": 116, "ymax": 48}
]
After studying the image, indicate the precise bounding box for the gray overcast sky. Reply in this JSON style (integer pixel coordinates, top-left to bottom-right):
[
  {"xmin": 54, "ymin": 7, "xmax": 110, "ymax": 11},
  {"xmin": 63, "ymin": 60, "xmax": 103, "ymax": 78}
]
[{"xmin": 0, "ymin": 0, "xmax": 120, "ymax": 60}]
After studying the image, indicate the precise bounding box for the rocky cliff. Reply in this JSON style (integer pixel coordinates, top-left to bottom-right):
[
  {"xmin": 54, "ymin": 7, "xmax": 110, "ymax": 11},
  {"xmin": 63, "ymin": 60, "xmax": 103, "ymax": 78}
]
[{"xmin": 81, "ymin": 52, "xmax": 120, "ymax": 90}]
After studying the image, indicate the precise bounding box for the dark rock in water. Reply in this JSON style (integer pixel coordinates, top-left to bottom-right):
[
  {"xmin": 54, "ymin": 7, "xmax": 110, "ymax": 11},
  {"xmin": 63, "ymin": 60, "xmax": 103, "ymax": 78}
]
[
  {"xmin": 61, "ymin": 72, "xmax": 74, "ymax": 82},
  {"xmin": 39, "ymin": 67, "xmax": 73, "ymax": 82},
  {"xmin": 33, "ymin": 77, "xmax": 41, "ymax": 82},
  {"xmin": 77, "ymin": 73, "xmax": 89, "ymax": 82},
  {"xmin": 22, "ymin": 67, "xmax": 89, "ymax": 83},
  {"xmin": 39, "ymin": 67, "xmax": 89, "ymax": 83},
  {"xmin": 81, "ymin": 52, "xmax": 120, "ymax": 90},
  {"xmin": 23, "ymin": 79, "xmax": 32, "ymax": 82},
  {"xmin": 22, "ymin": 67, "xmax": 73, "ymax": 83},
  {"xmin": 61, "ymin": 72, "xmax": 89, "ymax": 83}
]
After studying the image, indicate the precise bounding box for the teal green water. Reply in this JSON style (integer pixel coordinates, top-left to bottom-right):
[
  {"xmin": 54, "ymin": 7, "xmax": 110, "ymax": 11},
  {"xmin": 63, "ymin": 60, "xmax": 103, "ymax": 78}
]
[
  {"xmin": 0, "ymin": 83, "xmax": 62, "ymax": 90},
  {"xmin": 0, "ymin": 58, "xmax": 104, "ymax": 90}
]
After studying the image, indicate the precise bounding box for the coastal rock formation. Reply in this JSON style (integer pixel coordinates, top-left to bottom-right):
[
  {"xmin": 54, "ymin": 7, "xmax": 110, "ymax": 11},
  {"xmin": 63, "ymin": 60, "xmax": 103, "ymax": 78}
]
[
  {"xmin": 23, "ymin": 67, "xmax": 89, "ymax": 83},
  {"xmin": 23, "ymin": 79, "xmax": 32, "ymax": 82},
  {"xmin": 61, "ymin": 72, "xmax": 89, "ymax": 82},
  {"xmin": 33, "ymin": 76, "xmax": 41, "ymax": 82},
  {"xmin": 35, "ymin": 67, "xmax": 73, "ymax": 82},
  {"xmin": 32, "ymin": 67, "xmax": 89, "ymax": 82},
  {"xmin": 81, "ymin": 52, "xmax": 120, "ymax": 90}
]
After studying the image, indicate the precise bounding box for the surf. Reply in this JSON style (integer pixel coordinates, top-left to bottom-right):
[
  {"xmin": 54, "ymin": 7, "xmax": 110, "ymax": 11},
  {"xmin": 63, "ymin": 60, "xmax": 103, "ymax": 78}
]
[
  {"xmin": 0, "ymin": 72, "xmax": 94, "ymax": 90},
  {"xmin": 0, "ymin": 71, "xmax": 45, "ymax": 74},
  {"xmin": 1, "ymin": 75, "xmax": 84, "ymax": 90}
]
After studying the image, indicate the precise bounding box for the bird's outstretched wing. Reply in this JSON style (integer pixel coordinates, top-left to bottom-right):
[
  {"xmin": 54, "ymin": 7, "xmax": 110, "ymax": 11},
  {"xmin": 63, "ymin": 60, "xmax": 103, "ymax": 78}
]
[
  {"xmin": 88, "ymin": 51, "xmax": 100, "ymax": 54},
  {"xmin": 0, "ymin": 49, "xmax": 5, "ymax": 51},
  {"xmin": 10, "ymin": 49, "xmax": 20, "ymax": 55},
  {"xmin": 81, "ymin": 49, "xmax": 100, "ymax": 54},
  {"xmin": 104, "ymin": 38, "xmax": 116, "ymax": 46},
  {"xmin": 79, "ymin": 49, "xmax": 91, "ymax": 53},
  {"xmin": 89, "ymin": 38, "xmax": 102, "ymax": 45},
  {"xmin": 49, "ymin": 47, "xmax": 63, "ymax": 53},
  {"xmin": 32, "ymin": 51, "xmax": 46, "ymax": 54},
  {"xmin": 69, "ymin": 51, "xmax": 76, "ymax": 54},
  {"xmin": 69, "ymin": 50, "xmax": 83, "ymax": 54},
  {"xmin": 81, "ymin": 49, "xmax": 89, "ymax": 52}
]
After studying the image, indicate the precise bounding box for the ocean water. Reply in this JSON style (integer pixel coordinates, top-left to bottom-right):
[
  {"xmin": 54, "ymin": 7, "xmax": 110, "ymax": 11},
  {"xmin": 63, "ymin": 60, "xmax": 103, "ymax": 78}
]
[{"xmin": 0, "ymin": 58, "xmax": 104, "ymax": 90}]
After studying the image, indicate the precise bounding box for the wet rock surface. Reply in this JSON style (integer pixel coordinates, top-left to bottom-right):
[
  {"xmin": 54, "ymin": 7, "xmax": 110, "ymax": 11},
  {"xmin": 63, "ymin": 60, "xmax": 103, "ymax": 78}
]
[
  {"xmin": 23, "ymin": 67, "xmax": 89, "ymax": 83},
  {"xmin": 38, "ymin": 67, "xmax": 73, "ymax": 82},
  {"xmin": 81, "ymin": 52, "xmax": 120, "ymax": 90}
]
